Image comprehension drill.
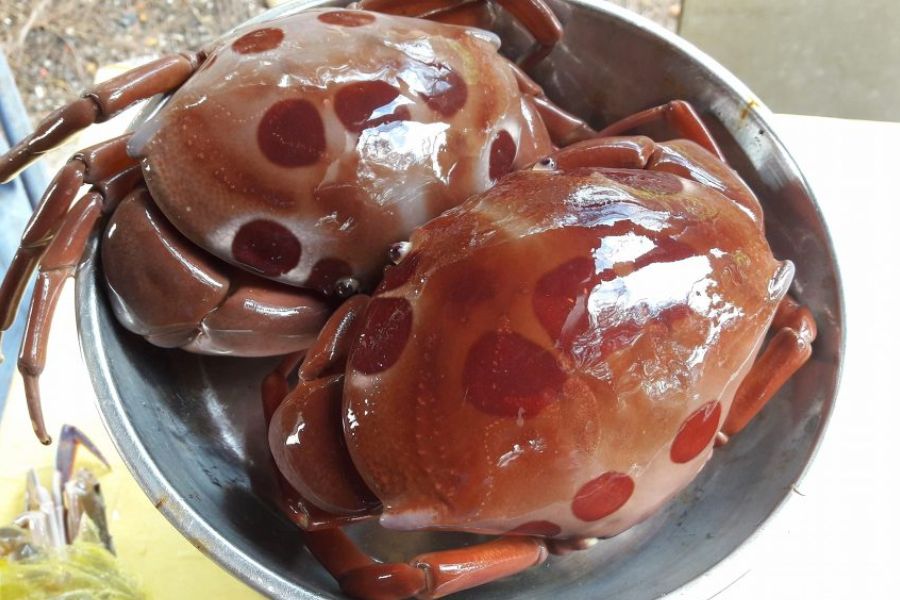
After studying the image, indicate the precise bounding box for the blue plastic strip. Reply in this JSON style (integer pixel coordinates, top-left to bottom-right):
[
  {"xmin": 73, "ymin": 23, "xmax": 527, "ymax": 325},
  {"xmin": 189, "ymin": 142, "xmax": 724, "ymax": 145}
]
[
  {"xmin": 0, "ymin": 51, "xmax": 47, "ymax": 417},
  {"xmin": 0, "ymin": 53, "xmax": 47, "ymax": 207}
]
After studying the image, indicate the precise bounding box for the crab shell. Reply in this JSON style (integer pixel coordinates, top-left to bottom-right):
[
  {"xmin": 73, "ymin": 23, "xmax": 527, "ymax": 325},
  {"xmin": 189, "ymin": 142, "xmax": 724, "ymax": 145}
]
[
  {"xmin": 128, "ymin": 8, "xmax": 552, "ymax": 294},
  {"xmin": 341, "ymin": 164, "xmax": 792, "ymax": 539}
]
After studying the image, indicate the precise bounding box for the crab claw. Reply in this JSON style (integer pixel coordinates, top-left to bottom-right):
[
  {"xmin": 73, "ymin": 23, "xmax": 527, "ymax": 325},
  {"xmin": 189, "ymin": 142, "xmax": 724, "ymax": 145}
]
[
  {"xmin": 65, "ymin": 469, "xmax": 114, "ymax": 553},
  {"xmin": 52, "ymin": 425, "xmax": 115, "ymax": 551},
  {"xmin": 56, "ymin": 425, "xmax": 110, "ymax": 484},
  {"xmin": 269, "ymin": 375, "xmax": 380, "ymax": 517}
]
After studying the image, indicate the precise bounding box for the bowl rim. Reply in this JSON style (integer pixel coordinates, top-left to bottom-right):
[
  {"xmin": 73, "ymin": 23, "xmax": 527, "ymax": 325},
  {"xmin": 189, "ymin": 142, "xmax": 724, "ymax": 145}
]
[{"xmin": 75, "ymin": 1, "xmax": 846, "ymax": 598}]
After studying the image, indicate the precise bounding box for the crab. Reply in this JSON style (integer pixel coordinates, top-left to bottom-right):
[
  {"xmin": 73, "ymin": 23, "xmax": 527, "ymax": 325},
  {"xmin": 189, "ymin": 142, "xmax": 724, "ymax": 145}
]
[
  {"xmin": 0, "ymin": 2, "xmax": 818, "ymax": 597},
  {"xmin": 262, "ymin": 120, "xmax": 817, "ymax": 598},
  {"xmin": 0, "ymin": 0, "xmax": 599, "ymax": 444}
]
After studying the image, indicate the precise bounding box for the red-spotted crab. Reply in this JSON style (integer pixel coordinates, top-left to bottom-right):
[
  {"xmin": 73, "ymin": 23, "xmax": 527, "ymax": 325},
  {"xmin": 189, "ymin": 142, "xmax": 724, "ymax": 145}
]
[
  {"xmin": 0, "ymin": 1, "xmax": 594, "ymax": 444},
  {"xmin": 263, "ymin": 131, "xmax": 817, "ymax": 598}
]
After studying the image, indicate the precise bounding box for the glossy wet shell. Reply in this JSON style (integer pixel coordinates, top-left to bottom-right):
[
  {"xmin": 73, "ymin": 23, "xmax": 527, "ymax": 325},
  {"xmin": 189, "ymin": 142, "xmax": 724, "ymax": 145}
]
[
  {"xmin": 342, "ymin": 167, "xmax": 790, "ymax": 538},
  {"xmin": 131, "ymin": 8, "xmax": 552, "ymax": 293}
]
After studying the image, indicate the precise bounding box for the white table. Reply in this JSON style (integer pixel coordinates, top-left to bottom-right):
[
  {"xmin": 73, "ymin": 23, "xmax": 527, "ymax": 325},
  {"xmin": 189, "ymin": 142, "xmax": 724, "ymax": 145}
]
[
  {"xmin": 699, "ymin": 114, "xmax": 900, "ymax": 599},
  {"xmin": 1, "ymin": 114, "xmax": 895, "ymax": 598}
]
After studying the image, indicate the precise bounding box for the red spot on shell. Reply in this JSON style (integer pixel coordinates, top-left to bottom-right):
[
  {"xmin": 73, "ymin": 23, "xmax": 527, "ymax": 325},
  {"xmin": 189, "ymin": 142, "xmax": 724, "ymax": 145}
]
[
  {"xmin": 258, "ymin": 99, "xmax": 325, "ymax": 167},
  {"xmin": 463, "ymin": 331, "xmax": 566, "ymax": 418},
  {"xmin": 489, "ymin": 130, "xmax": 517, "ymax": 181},
  {"xmin": 335, "ymin": 81, "xmax": 407, "ymax": 133},
  {"xmin": 232, "ymin": 219, "xmax": 302, "ymax": 276},
  {"xmin": 376, "ymin": 252, "xmax": 420, "ymax": 294},
  {"xmin": 508, "ymin": 521, "xmax": 562, "ymax": 537},
  {"xmin": 670, "ymin": 401, "xmax": 722, "ymax": 463},
  {"xmin": 572, "ymin": 472, "xmax": 634, "ymax": 521},
  {"xmin": 533, "ymin": 256, "xmax": 593, "ymax": 343},
  {"xmin": 350, "ymin": 298, "xmax": 413, "ymax": 374},
  {"xmin": 307, "ymin": 258, "xmax": 352, "ymax": 294},
  {"xmin": 420, "ymin": 65, "xmax": 468, "ymax": 117},
  {"xmin": 318, "ymin": 10, "xmax": 375, "ymax": 27},
  {"xmin": 232, "ymin": 28, "xmax": 284, "ymax": 54},
  {"xmin": 601, "ymin": 168, "xmax": 683, "ymax": 194}
]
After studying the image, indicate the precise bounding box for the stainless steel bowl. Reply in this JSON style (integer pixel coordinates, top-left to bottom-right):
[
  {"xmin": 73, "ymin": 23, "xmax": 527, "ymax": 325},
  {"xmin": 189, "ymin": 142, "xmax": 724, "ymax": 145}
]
[{"xmin": 75, "ymin": 1, "xmax": 844, "ymax": 598}]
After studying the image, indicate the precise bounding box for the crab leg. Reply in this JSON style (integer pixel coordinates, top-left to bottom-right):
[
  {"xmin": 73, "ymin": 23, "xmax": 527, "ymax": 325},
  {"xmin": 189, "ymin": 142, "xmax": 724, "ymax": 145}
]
[
  {"xmin": 298, "ymin": 294, "xmax": 370, "ymax": 380},
  {"xmin": 19, "ymin": 192, "xmax": 104, "ymax": 443},
  {"xmin": 549, "ymin": 135, "xmax": 656, "ymax": 169},
  {"xmin": 595, "ymin": 100, "xmax": 726, "ymax": 162},
  {"xmin": 0, "ymin": 165, "xmax": 143, "ymax": 352},
  {"xmin": 261, "ymin": 351, "xmax": 306, "ymax": 423},
  {"xmin": 0, "ymin": 165, "xmax": 83, "ymax": 334},
  {"xmin": 494, "ymin": 0, "xmax": 563, "ymax": 69},
  {"xmin": 3, "ymin": 137, "xmax": 142, "ymax": 444},
  {"xmin": 56, "ymin": 424, "xmax": 111, "ymax": 482},
  {"xmin": 364, "ymin": 0, "xmax": 589, "ymax": 142},
  {"xmin": 304, "ymin": 528, "xmax": 549, "ymax": 600},
  {"xmin": 358, "ymin": 0, "xmax": 562, "ymax": 69},
  {"xmin": 0, "ymin": 54, "xmax": 200, "ymax": 183},
  {"xmin": 504, "ymin": 63, "xmax": 596, "ymax": 147},
  {"xmin": 529, "ymin": 96, "xmax": 596, "ymax": 147},
  {"xmin": 718, "ymin": 294, "xmax": 817, "ymax": 442},
  {"xmin": 261, "ymin": 293, "xmax": 368, "ymax": 424},
  {"xmin": 0, "ymin": 135, "xmax": 137, "ymax": 335}
]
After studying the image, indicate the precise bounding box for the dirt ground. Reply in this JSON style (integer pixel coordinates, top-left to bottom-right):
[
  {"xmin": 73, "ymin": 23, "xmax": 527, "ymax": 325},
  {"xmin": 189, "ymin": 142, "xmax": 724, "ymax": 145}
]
[{"xmin": 0, "ymin": 0, "xmax": 680, "ymax": 126}]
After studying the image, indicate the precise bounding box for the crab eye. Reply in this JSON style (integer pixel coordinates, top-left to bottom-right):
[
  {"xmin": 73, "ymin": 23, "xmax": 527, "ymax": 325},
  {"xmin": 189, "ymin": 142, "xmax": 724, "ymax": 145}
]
[
  {"xmin": 334, "ymin": 277, "xmax": 360, "ymax": 299},
  {"xmin": 387, "ymin": 242, "xmax": 411, "ymax": 265},
  {"xmin": 533, "ymin": 157, "xmax": 557, "ymax": 171}
]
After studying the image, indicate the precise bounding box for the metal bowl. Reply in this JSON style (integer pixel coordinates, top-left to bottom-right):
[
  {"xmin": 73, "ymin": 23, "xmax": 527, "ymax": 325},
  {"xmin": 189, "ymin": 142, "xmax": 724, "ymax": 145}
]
[{"xmin": 75, "ymin": 1, "xmax": 844, "ymax": 598}]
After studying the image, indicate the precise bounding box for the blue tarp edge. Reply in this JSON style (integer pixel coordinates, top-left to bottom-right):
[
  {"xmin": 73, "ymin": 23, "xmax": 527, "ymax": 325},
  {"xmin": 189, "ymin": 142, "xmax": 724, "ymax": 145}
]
[{"xmin": 0, "ymin": 51, "xmax": 46, "ymax": 418}]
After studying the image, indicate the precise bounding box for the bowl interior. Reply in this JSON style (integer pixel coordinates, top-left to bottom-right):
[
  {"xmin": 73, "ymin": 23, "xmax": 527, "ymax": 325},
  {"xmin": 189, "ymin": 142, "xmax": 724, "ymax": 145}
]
[{"xmin": 76, "ymin": 1, "xmax": 843, "ymax": 598}]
